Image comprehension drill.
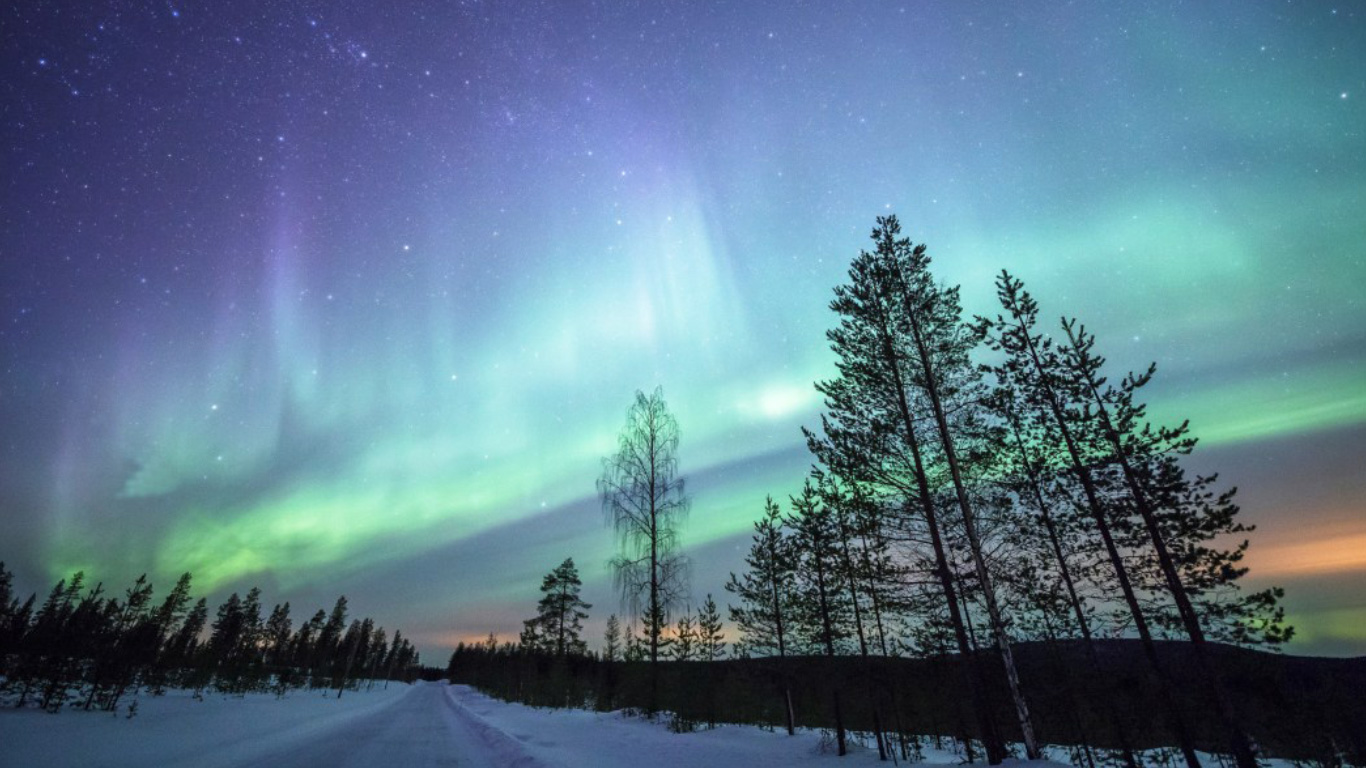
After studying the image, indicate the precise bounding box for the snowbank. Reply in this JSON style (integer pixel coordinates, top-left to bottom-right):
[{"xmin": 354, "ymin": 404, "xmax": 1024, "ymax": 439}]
[{"xmin": 0, "ymin": 684, "xmax": 409, "ymax": 768}]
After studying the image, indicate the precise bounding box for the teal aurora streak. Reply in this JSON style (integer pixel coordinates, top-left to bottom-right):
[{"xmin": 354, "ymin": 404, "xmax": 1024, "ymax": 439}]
[{"xmin": 1, "ymin": 2, "xmax": 1362, "ymax": 657}]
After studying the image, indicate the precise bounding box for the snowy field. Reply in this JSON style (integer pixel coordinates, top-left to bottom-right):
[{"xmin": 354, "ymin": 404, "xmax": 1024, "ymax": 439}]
[{"xmin": 0, "ymin": 680, "xmax": 1065, "ymax": 768}]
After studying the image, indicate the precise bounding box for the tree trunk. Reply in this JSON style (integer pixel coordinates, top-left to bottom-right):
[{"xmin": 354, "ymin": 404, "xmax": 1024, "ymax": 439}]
[
  {"xmin": 336, "ymin": 631, "xmax": 360, "ymax": 699},
  {"xmin": 904, "ymin": 309, "xmax": 1040, "ymax": 760},
  {"xmin": 837, "ymin": 508, "xmax": 887, "ymax": 761},
  {"xmin": 813, "ymin": 547, "xmax": 847, "ymax": 756},
  {"xmin": 882, "ymin": 332, "xmax": 1005, "ymax": 764},
  {"xmin": 1007, "ymin": 415, "xmax": 1140, "ymax": 768},
  {"xmin": 768, "ymin": 532, "xmax": 797, "ymax": 737}
]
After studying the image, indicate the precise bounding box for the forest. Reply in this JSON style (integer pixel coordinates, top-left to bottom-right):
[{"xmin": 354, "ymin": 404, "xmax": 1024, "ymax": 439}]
[
  {"xmin": 447, "ymin": 216, "xmax": 1364, "ymax": 767},
  {"xmin": 0, "ymin": 564, "xmax": 422, "ymax": 715}
]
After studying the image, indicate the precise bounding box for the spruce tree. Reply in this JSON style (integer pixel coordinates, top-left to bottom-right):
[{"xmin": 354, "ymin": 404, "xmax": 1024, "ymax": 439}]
[
  {"xmin": 670, "ymin": 610, "xmax": 696, "ymax": 662},
  {"xmin": 623, "ymin": 622, "xmax": 646, "ymax": 662},
  {"xmin": 604, "ymin": 614, "xmax": 622, "ymax": 662},
  {"xmin": 696, "ymin": 595, "xmax": 725, "ymax": 662}
]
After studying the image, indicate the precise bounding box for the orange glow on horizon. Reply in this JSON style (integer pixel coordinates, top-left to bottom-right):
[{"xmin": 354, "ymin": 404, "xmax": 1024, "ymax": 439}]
[{"xmin": 1247, "ymin": 520, "xmax": 1366, "ymax": 577}]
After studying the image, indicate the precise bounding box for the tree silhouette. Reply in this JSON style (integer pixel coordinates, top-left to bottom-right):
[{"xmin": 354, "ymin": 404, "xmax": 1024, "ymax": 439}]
[
  {"xmin": 599, "ymin": 386, "xmax": 690, "ymax": 713},
  {"xmin": 725, "ymin": 496, "xmax": 797, "ymax": 735},
  {"xmin": 528, "ymin": 558, "xmax": 592, "ymax": 658},
  {"xmin": 603, "ymin": 614, "xmax": 622, "ymax": 662}
]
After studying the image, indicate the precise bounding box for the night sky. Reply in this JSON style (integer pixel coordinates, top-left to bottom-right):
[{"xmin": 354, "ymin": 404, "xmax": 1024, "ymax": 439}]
[{"xmin": 2, "ymin": 2, "xmax": 1363, "ymax": 660}]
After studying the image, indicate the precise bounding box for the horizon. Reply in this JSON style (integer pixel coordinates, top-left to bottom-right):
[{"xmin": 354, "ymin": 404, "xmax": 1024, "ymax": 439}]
[{"xmin": 2, "ymin": 2, "xmax": 1363, "ymax": 662}]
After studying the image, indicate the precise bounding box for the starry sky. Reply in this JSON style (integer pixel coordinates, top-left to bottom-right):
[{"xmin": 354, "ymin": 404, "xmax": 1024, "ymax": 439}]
[{"xmin": 2, "ymin": 2, "xmax": 1363, "ymax": 660}]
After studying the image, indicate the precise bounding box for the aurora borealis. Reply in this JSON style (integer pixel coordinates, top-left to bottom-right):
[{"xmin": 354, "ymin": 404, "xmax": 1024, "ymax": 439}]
[{"xmin": 2, "ymin": 2, "xmax": 1363, "ymax": 658}]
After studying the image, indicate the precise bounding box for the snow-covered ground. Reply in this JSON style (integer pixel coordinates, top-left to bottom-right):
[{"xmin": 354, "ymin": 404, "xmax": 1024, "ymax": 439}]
[{"xmin": 0, "ymin": 681, "xmax": 1063, "ymax": 767}]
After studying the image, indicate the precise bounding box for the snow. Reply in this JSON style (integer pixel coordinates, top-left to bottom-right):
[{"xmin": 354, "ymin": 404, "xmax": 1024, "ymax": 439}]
[{"xmin": 0, "ymin": 680, "xmax": 1068, "ymax": 767}]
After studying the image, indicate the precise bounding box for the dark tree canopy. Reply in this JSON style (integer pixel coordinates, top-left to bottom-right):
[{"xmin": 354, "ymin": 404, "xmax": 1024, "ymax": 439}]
[{"xmin": 523, "ymin": 557, "xmax": 592, "ymax": 658}]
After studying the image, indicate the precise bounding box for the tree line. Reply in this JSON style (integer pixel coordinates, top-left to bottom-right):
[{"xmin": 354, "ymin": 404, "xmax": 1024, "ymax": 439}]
[
  {"xmin": 446, "ymin": 215, "xmax": 1364, "ymax": 768},
  {"xmin": 0, "ymin": 563, "xmax": 421, "ymax": 714}
]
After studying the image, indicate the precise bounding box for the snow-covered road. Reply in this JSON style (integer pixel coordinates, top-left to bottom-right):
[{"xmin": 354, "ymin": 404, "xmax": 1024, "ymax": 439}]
[
  {"xmin": 239, "ymin": 682, "xmax": 536, "ymax": 768},
  {"xmin": 1, "ymin": 681, "xmax": 985, "ymax": 767},
  {"xmin": 0, "ymin": 682, "xmax": 543, "ymax": 768}
]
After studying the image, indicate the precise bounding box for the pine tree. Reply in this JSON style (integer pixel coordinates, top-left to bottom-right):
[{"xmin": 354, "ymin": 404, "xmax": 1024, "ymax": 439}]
[
  {"xmin": 209, "ymin": 592, "xmax": 244, "ymax": 667},
  {"xmin": 150, "ymin": 573, "xmax": 194, "ymax": 662},
  {"xmin": 725, "ymin": 496, "xmax": 797, "ymax": 735},
  {"xmin": 93, "ymin": 573, "xmax": 157, "ymax": 712},
  {"xmin": 0, "ymin": 562, "xmax": 13, "ymax": 634},
  {"xmin": 2, "ymin": 591, "xmax": 35, "ymax": 669},
  {"xmin": 264, "ymin": 603, "xmax": 293, "ymax": 667},
  {"xmin": 1058, "ymin": 316, "xmax": 1276, "ymax": 768},
  {"xmin": 239, "ymin": 587, "xmax": 264, "ymax": 678},
  {"xmin": 315, "ymin": 596, "xmax": 348, "ymax": 684},
  {"xmin": 165, "ymin": 597, "xmax": 207, "ymax": 667},
  {"xmin": 725, "ymin": 497, "xmax": 796, "ymax": 658},
  {"xmin": 383, "ymin": 629, "xmax": 408, "ymax": 687},
  {"xmin": 293, "ymin": 609, "xmax": 326, "ymax": 672},
  {"xmin": 1139, "ymin": 456, "xmax": 1292, "ymax": 646},
  {"xmin": 989, "ymin": 384, "xmax": 1140, "ymax": 768},
  {"xmin": 364, "ymin": 627, "xmax": 387, "ymax": 690},
  {"xmin": 788, "ymin": 479, "xmax": 849, "ymax": 756},
  {"xmin": 520, "ymin": 617, "xmax": 546, "ymax": 653},
  {"xmin": 821, "ymin": 473, "xmax": 892, "ymax": 760},
  {"xmin": 871, "ymin": 217, "xmax": 1039, "ymax": 758},
  {"xmin": 807, "ymin": 216, "xmax": 1020, "ymax": 762},
  {"xmin": 0, "ymin": 569, "xmax": 408, "ymax": 702},
  {"xmin": 978, "ymin": 270, "xmax": 1205, "ymax": 765},
  {"xmin": 530, "ymin": 558, "xmax": 592, "ymax": 657},
  {"xmin": 336, "ymin": 619, "xmax": 363, "ymax": 697},
  {"xmin": 30, "ymin": 573, "xmax": 95, "ymax": 711}
]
